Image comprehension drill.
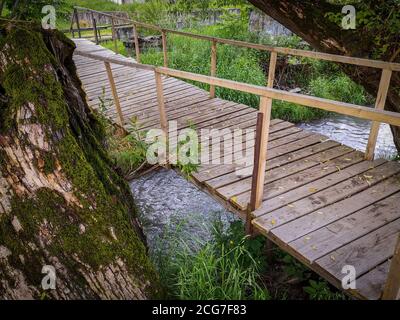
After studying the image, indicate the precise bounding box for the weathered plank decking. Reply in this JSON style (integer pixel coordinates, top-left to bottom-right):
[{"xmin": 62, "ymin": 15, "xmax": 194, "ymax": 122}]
[{"xmin": 73, "ymin": 39, "xmax": 400, "ymax": 300}]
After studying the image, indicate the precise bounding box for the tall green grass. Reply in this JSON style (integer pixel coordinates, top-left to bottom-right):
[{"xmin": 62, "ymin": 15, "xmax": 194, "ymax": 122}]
[{"xmin": 153, "ymin": 219, "xmax": 269, "ymax": 300}]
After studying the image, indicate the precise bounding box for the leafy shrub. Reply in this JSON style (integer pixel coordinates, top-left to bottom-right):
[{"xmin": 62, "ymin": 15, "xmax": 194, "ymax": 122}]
[
  {"xmin": 309, "ymin": 74, "xmax": 369, "ymax": 105},
  {"xmin": 304, "ymin": 280, "xmax": 347, "ymax": 300}
]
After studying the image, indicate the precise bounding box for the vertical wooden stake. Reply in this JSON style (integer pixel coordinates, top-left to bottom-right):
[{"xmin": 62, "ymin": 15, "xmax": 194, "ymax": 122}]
[
  {"xmin": 161, "ymin": 30, "xmax": 168, "ymax": 68},
  {"xmin": 210, "ymin": 40, "xmax": 217, "ymax": 98},
  {"xmin": 245, "ymin": 203, "xmax": 254, "ymax": 235},
  {"xmin": 70, "ymin": 10, "xmax": 75, "ymax": 38},
  {"xmin": 75, "ymin": 9, "xmax": 81, "ymax": 38},
  {"xmin": 92, "ymin": 14, "xmax": 99, "ymax": 44},
  {"xmin": 249, "ymin": 52, "xmax": 277, "ymax": 211},
  {"xmin": 365, "ymin": 69, "xmax": 392, "ymax": 160},
  {"xmin": 250, "ymin": 98, "xmax": 272, "ymax": 211},
  {"xmin": 267, "ymin": 51, "xmax": 278, "ymax": 88},
  {"xmin": 104, "ymin": 62, "xmax": 124, "ymax": 127},
  {"xmin": 133, "ymin": 24, "xmax": 141, "ymax": 63},
  {"xmin": 112, "ymin": 17, "xmax": 119, "ymax": 54},
  {"xmin": 155, "ymin": 71, "xmax": 168, "ymax": 133},
  {"xmin": 382, "ymin": 234, "xmax": 400, "ymax": 300},
  {"xmin": 155, "ymin": 70, "xmax": 169, "ymax": 167}
]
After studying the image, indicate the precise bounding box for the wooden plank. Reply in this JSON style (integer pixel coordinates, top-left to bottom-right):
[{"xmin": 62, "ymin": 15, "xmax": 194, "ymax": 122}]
[
  {"xmin": 205, "ymin": 131, "xmax": 315, "ymax": 190},
  {"xmin": 192, "ymin": 120, "xmax": 293, "ymax": 181},
  {"xmin": 315, "ymin": 218, "xmax": 400, "ymax": 289},
  {"xmin": 382, "ymin": 234, "xmax": 400, "ymax": 299},
  {"xmin": 365, "ymin": 69, "xmax": 392, "ymax": 160},
  {"xmin": 252, "ymin": 159, "xmax": 398, "ymax": 229},
  {"xmin": 357, "ymin": 262, "xmax": 390, "ymax": 300},
  {"xmin": 194, "ymin": 138, "xmax": 336, "ymax": 184},
  {"xmin": 287, "ymin": 185, "xmax": 400, "ymax": 262},
  {"xmin": 227, "ymin": 147, "xmax": 361, "ymax": 210}
]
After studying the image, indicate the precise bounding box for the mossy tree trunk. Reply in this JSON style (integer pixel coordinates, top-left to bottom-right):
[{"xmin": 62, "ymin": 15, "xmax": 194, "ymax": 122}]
[
  {"xmin": 248, "ymin": 0, "xmax": 400, "ymax": 152},
  {"xmin": 0, "ymin": 21, "xmax": 160, "ymax": 299}
]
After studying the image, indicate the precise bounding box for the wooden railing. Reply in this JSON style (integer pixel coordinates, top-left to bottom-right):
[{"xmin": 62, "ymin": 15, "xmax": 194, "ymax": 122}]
[{"xmin": 71, "ymin": 8, "xmax": 400, "ymax": 299}]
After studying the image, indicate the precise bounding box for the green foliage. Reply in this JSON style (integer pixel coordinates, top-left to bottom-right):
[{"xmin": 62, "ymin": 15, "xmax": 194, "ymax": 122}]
[
  {"xmin": 96, "ymin": 92, "xmax": 148, "ymax": 177},
  {"xmin": 304, "ymin": 280, "xmax": 347, "ymax": 300},
  {"xmin": 280, "ymin": 253, "xmax": 312, "ymax": 282},
  {"xmin": 2, "ymin": 0, "xmax": 67, "ymax": 20},
  {"xmin": 309, "ymin": 74, "xmax": 369, "ymax": 105},
  {"xmin": 153, "ymin": 219, "xmax": 269, "ymax": 300}
]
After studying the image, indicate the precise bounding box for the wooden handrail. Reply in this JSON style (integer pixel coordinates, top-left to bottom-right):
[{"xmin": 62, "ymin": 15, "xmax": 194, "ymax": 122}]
[
  {"xmin": 155, "ymin": 66, "xmax": 400, "ymax": 127},
  {"xmin": 72, "ymin": 6, "xmax": 400, "ymax": 72},
  {"xmin": 74, "ymin": 50, "xmax": 400, "ymax": 127}
]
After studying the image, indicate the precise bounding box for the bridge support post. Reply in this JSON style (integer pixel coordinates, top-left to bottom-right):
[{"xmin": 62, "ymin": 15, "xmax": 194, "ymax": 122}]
[
  {"xmin": 155, "ymin": 70, "xmax": 169, "ymax": 168},
  {"xmin": 249, "ymin": 52, "xmax": 277, "ymax": 211},
  {"xmin": 112, "ymin": 17, "xmax": 119, "ymax": 54},
  {"xmin": 104, "ymin": 62, "xmax": 125, "ymax": 128},
  {"xmin": 133, "ymin": 24, "xmax": 141, "ymax": 63},
  {"xmin": 161, "ymin": 30, "xmax": 168, "ymax": 68},
  {"xmin": 210, "ymin": 40, "xmax": 217, "ymax": 98},
  {"xmin": 74, "ymin": 8, "xmax": 81, "ymax": 38},
  {"xmin": 382, "ymin": 234, "xmax": 400, "ymax": 300},
  {"xmin": 91, "ymin": 12, "xmax": 99, "ymax": 45},
  {"xmin": 365, "ymin": 68, "xmax": 392, "ymax": 161}
]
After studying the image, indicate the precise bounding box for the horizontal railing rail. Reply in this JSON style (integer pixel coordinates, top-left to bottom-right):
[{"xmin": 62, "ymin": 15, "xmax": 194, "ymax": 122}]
[{"xmin": 70, "ymin": 6, "xmax": 400, "ymax": 71}]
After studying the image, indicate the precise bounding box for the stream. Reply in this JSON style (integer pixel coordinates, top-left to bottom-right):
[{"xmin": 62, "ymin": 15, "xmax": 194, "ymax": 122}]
[{"xmin": 130, "ymin": 114, "xmax": 398, "ymax": 255}]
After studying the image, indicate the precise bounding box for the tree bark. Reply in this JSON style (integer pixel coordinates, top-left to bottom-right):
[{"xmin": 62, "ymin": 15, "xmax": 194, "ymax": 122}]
[
  {"xmin": 0, "ymin": 21, "xmax": 161, "ymax": 299},
  {"xmin": 248, "ymin": 0, "xmax": 400, "ymax": 152}
]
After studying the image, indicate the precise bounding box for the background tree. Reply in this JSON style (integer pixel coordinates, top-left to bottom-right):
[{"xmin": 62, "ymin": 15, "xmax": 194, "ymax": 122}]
[
  {"xmin": 248, "ymin": 0, "xmax": 400, "ymax": 152},
  {"xmin": 0, "ymin": 19, "xmax": 161, "ymax": 299}
]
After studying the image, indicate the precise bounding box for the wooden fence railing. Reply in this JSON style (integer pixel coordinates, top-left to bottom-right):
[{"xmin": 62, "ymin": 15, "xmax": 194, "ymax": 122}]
[{"xmin": 71, "ymin": 7, "xmax": 400, "ymax": 299}]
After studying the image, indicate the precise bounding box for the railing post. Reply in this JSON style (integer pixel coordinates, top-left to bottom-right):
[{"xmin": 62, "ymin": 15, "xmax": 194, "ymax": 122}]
[
  {"xmin": 133, "ymin": 24, "xmax": 141, "ymax": 63},
  {"xmin": 161, "ymin": 30, "xmax": 168, "ymax": 68},
  {"xmin": 70, "ymin": 10, "xmax": 75, "ymax": 38},
  {"xmin": 154, "ymin": 70, "xmax": 168, "ymax": 133},
  {"xmin": 250, "ymin": 98, "xmax": 272, "ymax": 210},
  {"xmin": 382, "ymin": 234, "xmax": 400, "ymax": 300},
  {"xmin": 91, "ymin": 13, "xmax": 99, "ymax": 45},
  {"xmin": 267, "ymin": 51, "xmax": 278, "ymax": 88},
  {"xmin": 210, "ymin": 40, "xmax": 217, "ymax": 98},
  {"xmin": 365, "ymin": 68, "xmax": 392, "ymax": 160},
  {"xmin": 155, "ymin": 70, "xmax": 169, "ymax": 167},
  {"xmin": 111, "ymin": 17, "xmax": 119, "ymax": 54},
  {"xmin": 104, "ymin": 62, "xmax": 124, "ymax": 127},
  {"xmin": 249, "ymin": 51, "xmax": 277, "ymax": 211},
  {"xmin": 75, "ymin": 8, "xmax": 81, "ymax": 38}
]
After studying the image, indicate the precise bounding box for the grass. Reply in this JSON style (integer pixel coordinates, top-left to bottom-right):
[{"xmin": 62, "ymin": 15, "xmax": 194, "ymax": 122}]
[
  {"xmin": 152, "ymin": 216, "xmax": 347, "ymax": 300},
  {"xmin": 153, "ymin": 219, "xmax": 270, "ymax": 300}
]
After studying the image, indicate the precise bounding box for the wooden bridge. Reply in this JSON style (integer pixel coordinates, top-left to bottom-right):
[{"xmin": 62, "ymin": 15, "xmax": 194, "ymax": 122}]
[{"xmin": 70, "ymin": 7, "xmax": 400, "ymax": 300}]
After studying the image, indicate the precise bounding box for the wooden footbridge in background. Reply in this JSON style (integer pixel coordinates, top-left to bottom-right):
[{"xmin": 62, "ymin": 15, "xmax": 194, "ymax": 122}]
[{"xmin": 69, "ymin": 7, "xmax": 400, "ymax": 300}]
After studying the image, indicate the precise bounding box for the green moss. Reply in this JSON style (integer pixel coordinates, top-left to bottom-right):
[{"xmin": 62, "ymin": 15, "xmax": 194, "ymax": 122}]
[
  {"xmin": 0, "ymin": 23, "xmax": 161, "ymax": 298},
  {"xmin": 0, "ymin": 24, "xmax": 68, "ymax": 133}
]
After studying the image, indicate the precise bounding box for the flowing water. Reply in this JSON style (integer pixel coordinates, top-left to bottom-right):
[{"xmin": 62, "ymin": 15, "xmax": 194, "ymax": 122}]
[
  {"xmin": 131, "ymin": 114, "xmax": 398, "ymax": 253},
  {"xmin": 130, "ymin": 169, "xmax": 238, "ymax": 256},
  {"xmin": 298, "ymin": 114, "xmax": 398, "ymax": 160}
]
